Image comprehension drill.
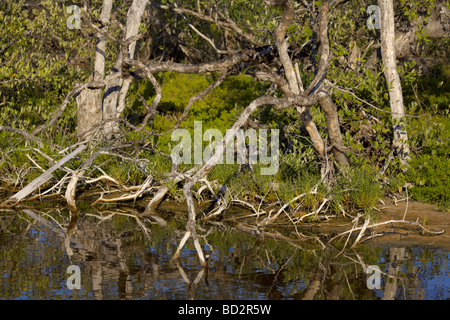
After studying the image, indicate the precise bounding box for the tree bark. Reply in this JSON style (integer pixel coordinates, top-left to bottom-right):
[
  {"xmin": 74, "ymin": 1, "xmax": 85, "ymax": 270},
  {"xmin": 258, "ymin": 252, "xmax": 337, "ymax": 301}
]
[
  {"xmin": 102, "ymin": 0, "xmax": 149, "ymax": 138},
  {"xmin": 76, "ymin": 0, "xmax": 113, "ymax": 141},
  {"xmin": 297, "ymin": 107, "xmax": 325, "ymax": 158},
  {"xmin": 310, "ymin": 0, "xmax": 348, "ymax": 166},
  {"xmin": 319, "ymin": 95, "xmax": 349, "ymax": 167},
  {"xmin": 271, "ymin": 0, "xmax": 326, "ymax": 160},
  {"xmin": 378, "ymin": 0, "xmax": 411, "ymax": 168}
]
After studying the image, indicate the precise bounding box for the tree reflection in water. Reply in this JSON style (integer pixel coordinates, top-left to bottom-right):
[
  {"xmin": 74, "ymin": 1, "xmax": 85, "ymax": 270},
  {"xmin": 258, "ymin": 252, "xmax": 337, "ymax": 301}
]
[{"xmin": 0, "ymin": 204, "xmax": 448, "ymax": 300}]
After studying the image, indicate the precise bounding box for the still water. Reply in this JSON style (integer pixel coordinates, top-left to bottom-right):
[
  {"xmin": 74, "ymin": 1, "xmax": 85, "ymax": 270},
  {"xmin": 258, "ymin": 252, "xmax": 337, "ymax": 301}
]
[{"xmin": 0, "ymin": 206, "xmax": 449, "ymax": 300}]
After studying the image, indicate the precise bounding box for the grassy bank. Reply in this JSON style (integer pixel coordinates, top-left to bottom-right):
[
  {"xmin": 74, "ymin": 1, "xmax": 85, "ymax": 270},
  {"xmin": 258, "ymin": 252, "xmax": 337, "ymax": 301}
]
[{"xmin": 0, "ymin": 69, "xmax": 448, "ymax": 213}]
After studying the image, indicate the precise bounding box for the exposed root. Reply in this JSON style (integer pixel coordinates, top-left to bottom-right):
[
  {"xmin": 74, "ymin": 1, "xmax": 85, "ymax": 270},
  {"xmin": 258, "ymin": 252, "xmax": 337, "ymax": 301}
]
[
  {"xmin": 202, "ymin": 197, "xmax": 229, "ymax": 220},
  {"xmin": 1, "ymin": 136, "xmax": 445, "ymax": 270},
  {"xmin": 91, "ymin": 175, "xmax": 154, "ymax": 205}
]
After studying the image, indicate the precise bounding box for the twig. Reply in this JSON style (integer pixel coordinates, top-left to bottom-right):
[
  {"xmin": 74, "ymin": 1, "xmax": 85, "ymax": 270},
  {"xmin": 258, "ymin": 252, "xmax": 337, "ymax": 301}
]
[
  {"xmin": 350, "ymin": 217, "xmax": 370, "ymax": 248},
  {"xmin": 257, "ymin": 191, "xmax": 310, "ymax": 227},
  {"xmin": 298, "ymin": 198, "xmax": 329, "ymax": 222}
]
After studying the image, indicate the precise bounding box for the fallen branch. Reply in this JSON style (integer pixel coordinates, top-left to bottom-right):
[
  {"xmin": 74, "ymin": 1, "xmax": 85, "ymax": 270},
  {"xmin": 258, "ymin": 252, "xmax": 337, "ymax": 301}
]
[
  {"xmin": 3, "ymin": 144, "xmax": 86, "ymax": 205},
  {"xmin": 327, "ymin": 218, "xmax": 445, "ymax": 245},
  {"xmin": 91, "ymin": 175, "xmax": 154, "ymax": 205},
  {"xmin": 202, "ymin": 197, "xmax": 229, "ymax": 220}
]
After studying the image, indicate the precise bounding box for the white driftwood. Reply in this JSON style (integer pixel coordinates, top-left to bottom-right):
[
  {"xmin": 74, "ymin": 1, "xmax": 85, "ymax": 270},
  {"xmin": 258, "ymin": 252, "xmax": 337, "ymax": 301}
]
[{"xmin": 7, "ymin": 145, "xmax": 86, "ymax": 203}]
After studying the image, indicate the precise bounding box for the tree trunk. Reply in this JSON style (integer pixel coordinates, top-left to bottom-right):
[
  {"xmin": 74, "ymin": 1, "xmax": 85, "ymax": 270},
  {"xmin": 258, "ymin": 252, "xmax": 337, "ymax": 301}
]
[
  {"xmin": 76, "ymin": 83, "xmax": 103, "ymax": 141},
  {"xmin": 76, "ymin": 0, "xmax": 149, "ymax": 140},
  {"xmin": 297, "ymin": 107, "xmax": 325, "ymax": 158},
  {"xmin": 308, "ymin": 0, "xmax": 348, "ymax": 167},
  {"xmin": 102, "ymin": 0, "xmax": 149, "ymax": 138},
  {"xmin": 378, "ymin": 0, "xmax": 411, "ymax": 168},
  {"xmin": 76, "ymin": 0, "xmax": 113, "ymax": 141},
  {"xmin": 271, "ymin": 0, "xmax": 326, "ymax": 160},
  {"xmin": 319, "ymin": 95, "xmax": 349, "ymax": 167}
]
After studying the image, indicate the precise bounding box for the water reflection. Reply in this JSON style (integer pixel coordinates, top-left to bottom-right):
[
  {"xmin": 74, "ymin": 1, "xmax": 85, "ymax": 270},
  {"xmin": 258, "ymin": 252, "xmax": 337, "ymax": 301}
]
[{"xmin": 0, "ymin": 206, "xmax": 448, "ymax": 300}]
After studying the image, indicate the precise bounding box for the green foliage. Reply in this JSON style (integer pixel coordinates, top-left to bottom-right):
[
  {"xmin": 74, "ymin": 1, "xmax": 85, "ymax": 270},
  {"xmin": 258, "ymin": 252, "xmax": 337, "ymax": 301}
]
[
  {"xmin": 410, "ymin": 64, "xmax": 450, "ymax": 115},
  {"xmin": 0, "ymin": 0, "xmax": 88, "ymax": 140},
  {"xmin": 407, "ymin": 154, "xmax": 449, "ymax": 210},
  {"xmin": 126, "ymin": 71, "xmax": 267, "ymax": 155},
  {"xmin": 333, "ymin": 167, "xmax": 383, "ymax": 216},
  {"xmin": 406, "ymin": 114, "xmax": 450, "ymax": 210},
  {"xmin": 0, "ymin": 0, "xmax": 448, "ymax": 217}
]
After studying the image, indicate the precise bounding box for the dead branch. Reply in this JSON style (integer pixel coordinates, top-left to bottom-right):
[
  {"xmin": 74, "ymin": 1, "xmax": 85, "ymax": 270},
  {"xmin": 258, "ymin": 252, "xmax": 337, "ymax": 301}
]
[
  {"xmin": 3, "ymin": 144, "xmax": 86, "ymax": 206},
  {"xmin": 64, "ymin": 144, "xmax": 130, "ymax": 211},
  {"xmin": 0, "ymin": 125, "xmax": 43, "ymax": 146},
  {"xmin": 327, "ymin": 218, "xmax": 445, "ymax": 246},
  {"xmin": 91, "ymin": 175, "xmax": 154, "ymax": 205}
]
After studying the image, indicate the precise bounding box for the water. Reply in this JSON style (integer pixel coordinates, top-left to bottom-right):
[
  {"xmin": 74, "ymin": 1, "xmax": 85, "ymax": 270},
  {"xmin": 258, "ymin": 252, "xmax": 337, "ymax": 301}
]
[{"xmin": 0, "ymin": 206, "xmax": 449, "ymax": 300}]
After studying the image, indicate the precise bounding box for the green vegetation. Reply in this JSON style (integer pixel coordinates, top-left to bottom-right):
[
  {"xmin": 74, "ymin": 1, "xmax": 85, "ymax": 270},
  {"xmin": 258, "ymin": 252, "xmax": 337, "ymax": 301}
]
[
  {"xmin": 0, "ymin": 0, "xmax": 448, "ymax": 215},
  {"xmin": 1, "ymin": 67, "xmax": 448, "ymax": 212}
]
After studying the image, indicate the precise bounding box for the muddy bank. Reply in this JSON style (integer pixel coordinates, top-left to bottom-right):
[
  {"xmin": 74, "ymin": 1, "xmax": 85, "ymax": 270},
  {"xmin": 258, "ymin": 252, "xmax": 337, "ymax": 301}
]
[
  {"xmin": 154, "ymin": 198, "xmax": 450, "ymax": 250},
  {"xmin": 2, "ymin": 186, "xmax": 449, "ymax": 250},
  {"xmin": 365, "ymin": 200, "xmax": 450, "ymax": 250},
  {"xmin": 278, "ymin": 200, "xmax": 450, "ymax": 250}
]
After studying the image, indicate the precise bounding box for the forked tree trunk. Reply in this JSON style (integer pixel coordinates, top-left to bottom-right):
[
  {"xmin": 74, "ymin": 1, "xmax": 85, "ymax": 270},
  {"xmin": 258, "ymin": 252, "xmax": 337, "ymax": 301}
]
[
  {"xmin": 102, "ymin": 0, "xmax": 149, "ymax": 138},
  {"xmin": 76, "ymin": 0, "xmax": 149, "ymax": 140},
  {"xmin": 76, "ymin": 0, "xmax": 113, "ymax": 141},
  {"xmin": 271, "ymin": 0, "xmax": 326, "ymax": 161},
  {"xmin": 378, "ymin": 0, "xmax": 411, "ymax": 167}
]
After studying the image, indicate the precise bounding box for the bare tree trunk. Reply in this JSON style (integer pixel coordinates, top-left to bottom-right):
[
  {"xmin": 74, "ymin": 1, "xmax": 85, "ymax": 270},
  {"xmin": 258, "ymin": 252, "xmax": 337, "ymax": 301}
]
[
  {"xmin": 378, "ymin": 0, "xmax": 411, "ymax": 167},
  {"xmin": 102, "ymin": 0, "xmax": 149, "ymax": 138},
  {"xmin": 314, "ymin": 0, "xmax": 348, "ymax": 167},
  {"xmin": 76, "ymin": 0, "xmax": 113, "ymax": 141},
  {"xmin": 270, "ymin": 0, "xmax": 326, "ymax": 159},
  {"xmin": 319, "ymin": 95, "xmax": 348, "ymax": 167}
]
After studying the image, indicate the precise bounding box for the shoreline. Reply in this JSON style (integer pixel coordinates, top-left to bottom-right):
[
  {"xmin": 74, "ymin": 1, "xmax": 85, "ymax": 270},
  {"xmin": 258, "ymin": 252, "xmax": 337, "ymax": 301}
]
[{"xmin": 1, "ymin": 191, "xmax": 449, "ymax": 250}]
